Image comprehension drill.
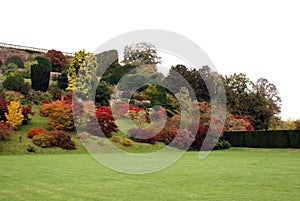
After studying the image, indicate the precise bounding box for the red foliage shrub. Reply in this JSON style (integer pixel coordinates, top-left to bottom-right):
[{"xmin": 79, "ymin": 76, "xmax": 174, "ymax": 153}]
[
  {"xmin": 0, "ymin": 98, "xmax": 9, "ymax": 121},
  {"xmin": 188, "ymin": 121, "xmax": 209, "ymax": 150},
  {"xmin": 45, "ymin": 49, "xmax": 68, "ymax": 72},
  {"xmin": 170, "ymin": 129, "xmax": 194, "ymax": 150},
  {"xmin": 232, "ymin": 114, "xmax": 254, "ymax": 131},
  {"xmin": 86, "ymin": 106, "xmax": 118, "ymax": 137},
  {"xmin": 0, "ymin": 120, "xmax": 13, "ymax": 140},
  {"xmin": 22, "ymin": 105, "xmax": 35, "ymax": 125},
  {"xmin": 27, "ymin": 127, "xmax": 48, "ymax": 139},
  {"xmin": 49, "ymin": 130, "xmax": 76, "ymax": 150},
  {"xmin": 63, "ymin": 92, "xmax": 73, "ymax": 105}
]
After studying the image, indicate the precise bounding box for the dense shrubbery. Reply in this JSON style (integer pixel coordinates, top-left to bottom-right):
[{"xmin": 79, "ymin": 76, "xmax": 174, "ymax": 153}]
[
  {"xmin": 28, "ymin": 128, "xmax": 76, "ymax": 150},
  {"xmin": 0, "ymin": 120, "xmax": 13, "ymax": 140},
  {"xmin": 24, "ymin": 90, "xmax": 53, "ymax": 105},
  {"xmin": 5, "ymin": 55, "xmax": 24, "ymax": 68},
  {"xmin": 49, "ymin": 130, "xmax": 76, "ymax": 150},
  {"xmin": 2, "ymin": 73, "xmax": 30, "ymax": 94},
  {"xmin": 32, "ymin": 134, "xmax": 55, "ymax": 148}
]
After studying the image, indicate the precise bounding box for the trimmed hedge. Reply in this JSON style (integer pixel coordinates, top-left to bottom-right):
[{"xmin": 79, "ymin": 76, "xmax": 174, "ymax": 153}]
[{"xmin": 224, "ymin": 130, "xmax": 300, "ymax": 148}]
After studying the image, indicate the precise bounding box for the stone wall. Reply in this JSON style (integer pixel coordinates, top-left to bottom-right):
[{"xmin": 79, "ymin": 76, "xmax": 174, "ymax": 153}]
[{"xmin": 0, "ymin": 46, "xmax": 43, "ymax": 65}]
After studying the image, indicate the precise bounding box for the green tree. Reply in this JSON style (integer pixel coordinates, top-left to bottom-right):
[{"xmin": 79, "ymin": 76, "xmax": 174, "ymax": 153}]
[
  {"xmin": 122, "ymin": 42, "xmax": 161, "ymax": 66},
  {"xmin": 224, "ymin": 73, "xmax": 253, "ymax": 115},
  {"xmin": 253, "ymin": 78, "xmax": 281, "ymax": 115},
  {"xmin": 164, "ymin": 65, "xmax": 211, "ymax": 102},
  {"xmin": 246, "ymin": 92, "xmax": 273, "ymax": 130}
]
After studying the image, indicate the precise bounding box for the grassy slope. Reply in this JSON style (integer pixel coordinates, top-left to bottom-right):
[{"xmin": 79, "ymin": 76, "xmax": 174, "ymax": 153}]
[
  {"xmin": 0, "ymin": 149, "xmax": 299, "ymax": 200},
  {"xmin": 0, "ymin": 106, "xmax": 166, "ymax": 155},
  {"xmin": 0, "ymin": 105, "xmax": 86, "ymax": 154}
]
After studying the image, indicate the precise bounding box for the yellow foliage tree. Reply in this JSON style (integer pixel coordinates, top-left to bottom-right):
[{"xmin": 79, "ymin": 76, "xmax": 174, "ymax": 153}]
[
  {"xmin": 5, "ymin": 101, "xmax": 24, "ymax": 130},
  {"xmin": 66, "ymin": 50, "xmax": 90, "ymax": 91}
]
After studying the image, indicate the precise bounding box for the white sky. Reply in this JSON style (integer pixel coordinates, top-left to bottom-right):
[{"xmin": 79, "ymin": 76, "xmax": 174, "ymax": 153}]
[{"xmin": 1, "ymin": 0, "xmax": 300, "ymax": 120}]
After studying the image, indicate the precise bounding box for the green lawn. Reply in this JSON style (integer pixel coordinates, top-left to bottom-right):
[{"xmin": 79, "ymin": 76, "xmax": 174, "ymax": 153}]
[
  {"xmin": 1, "ymin": 105, "xmax": 300, "ymax": 200},
  {"xmin": 0, "ymin": 149, "xmax": 299, "ymax": 200}
]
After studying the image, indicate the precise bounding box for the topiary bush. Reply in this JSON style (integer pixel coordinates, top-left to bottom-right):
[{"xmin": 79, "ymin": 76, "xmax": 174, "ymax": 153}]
[
  {"xmin": 2, "ymin": 73, "xmax": 30, "ymax": 94},
  {"xmin": 34, "ymin": 55, "xmax": 52, "ymax": 70},
  {"xmin": 27, "ymin": 127, "xmax": 48, "ymax": 139},
  {"xmin": 5, "ymin": 55, "xmax": 24, "ymax": 68},
  {"xmin": 31, "ymin": 63, "xmax": 51, "ymax": 92}
]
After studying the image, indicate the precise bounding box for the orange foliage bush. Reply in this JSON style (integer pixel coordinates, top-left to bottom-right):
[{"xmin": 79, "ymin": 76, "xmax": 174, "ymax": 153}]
[{"xmin": 40, "ymin": 100, "xmax": 74, "ymax": 130}]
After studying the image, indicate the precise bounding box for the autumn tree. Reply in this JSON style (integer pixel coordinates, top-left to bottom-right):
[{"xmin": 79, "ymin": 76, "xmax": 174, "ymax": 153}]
[
  {"xmin": 122, "ymin": 42, "xmax": 161, "ymax": 66},
  {"xmin": 45, "ymin": 49, "xmax": 68, "ymax": 72}
]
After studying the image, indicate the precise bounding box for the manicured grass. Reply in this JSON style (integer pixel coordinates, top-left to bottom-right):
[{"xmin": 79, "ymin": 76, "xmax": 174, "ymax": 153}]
[
  {"xmin": 0, "ymin": 148, "xmax": 299, "ymax": 200},
  {"xmin": 1, "ymin": 104, "xmax": 299, "ymax": 200}
]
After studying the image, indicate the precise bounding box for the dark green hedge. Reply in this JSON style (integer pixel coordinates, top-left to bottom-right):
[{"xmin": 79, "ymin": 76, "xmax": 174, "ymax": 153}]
[{"xmin": 223, "ymin": 130, "xmax": 300, "ymax": 148}]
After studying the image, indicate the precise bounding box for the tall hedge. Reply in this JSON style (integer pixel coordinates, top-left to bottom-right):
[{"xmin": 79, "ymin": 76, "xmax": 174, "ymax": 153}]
[
  {"xmin": 31, "ymin": 63, "xmax": 51, "ymax": 92},
  {"xmin": 224, "ymin": 130, "xmax": 300, "ymax": 148}
]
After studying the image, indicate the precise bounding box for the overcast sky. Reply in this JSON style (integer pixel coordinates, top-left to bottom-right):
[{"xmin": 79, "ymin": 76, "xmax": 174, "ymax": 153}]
[{"xmin": 1, "ymin": 0, "xmax": 299, "ymax": 120}]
